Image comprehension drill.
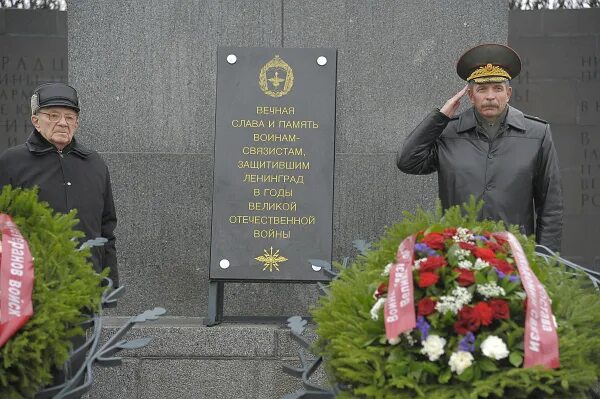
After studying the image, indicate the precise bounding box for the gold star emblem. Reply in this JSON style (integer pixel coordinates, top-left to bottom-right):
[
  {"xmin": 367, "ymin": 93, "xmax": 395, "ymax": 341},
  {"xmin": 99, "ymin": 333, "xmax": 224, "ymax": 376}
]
[{"xmin": 255, "ymin": 247, "xmax": 288, "ymax": 272}]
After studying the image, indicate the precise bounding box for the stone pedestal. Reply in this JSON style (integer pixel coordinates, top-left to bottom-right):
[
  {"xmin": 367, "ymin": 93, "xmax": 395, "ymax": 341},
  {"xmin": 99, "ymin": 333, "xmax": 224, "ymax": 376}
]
[{"xmin": 83, "ymin": 317, "xmax": 320, "ymax": 399}]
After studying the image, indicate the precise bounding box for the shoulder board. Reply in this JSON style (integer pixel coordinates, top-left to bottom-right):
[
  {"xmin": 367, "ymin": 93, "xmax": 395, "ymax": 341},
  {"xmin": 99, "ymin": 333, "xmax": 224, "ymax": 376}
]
[{"xmin": 524, "ymin": 114, "xmax": 548, "ymax": 124}]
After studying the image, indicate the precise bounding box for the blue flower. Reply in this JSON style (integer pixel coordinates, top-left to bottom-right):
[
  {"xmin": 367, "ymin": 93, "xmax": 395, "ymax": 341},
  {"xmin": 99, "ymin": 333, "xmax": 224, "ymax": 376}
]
[
  {"xmin": 416, "ymin": 316, "xmax": 430, "ymax": 341},
  {"xmin": 415, "ymin": 243, "xmax": 437, "ymax": 256},
  {"xmin": 458, "ymin": 332, "xmax": 476, "ymax": 353},
  {"xmin": 415, "ymin": 243, "xmax": 430, "ymax": 252},
  {"xmin": 495, "ymin": 268, "xmax": 506, "ymax": 280}
]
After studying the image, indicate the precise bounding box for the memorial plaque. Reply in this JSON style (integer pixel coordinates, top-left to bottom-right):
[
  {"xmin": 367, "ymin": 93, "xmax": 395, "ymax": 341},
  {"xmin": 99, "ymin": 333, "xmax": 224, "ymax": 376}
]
[
  {"xmin": 0, "ymin": 10, "xmax": 67, "ymax": 154},
  {"xmin": 210, "ymin": 47, "xmax": 337, "ymax": 282}
]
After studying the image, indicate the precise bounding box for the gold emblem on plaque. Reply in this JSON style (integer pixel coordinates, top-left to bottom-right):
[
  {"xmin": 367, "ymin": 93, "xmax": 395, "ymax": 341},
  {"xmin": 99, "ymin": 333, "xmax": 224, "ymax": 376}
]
[
  {"xmin": 255, "ymin": 247, "xmax": 288, "ymax": 272},
  {"xmin": 259, "ymin": 55, "xmax": 294, "ymax": 98}
]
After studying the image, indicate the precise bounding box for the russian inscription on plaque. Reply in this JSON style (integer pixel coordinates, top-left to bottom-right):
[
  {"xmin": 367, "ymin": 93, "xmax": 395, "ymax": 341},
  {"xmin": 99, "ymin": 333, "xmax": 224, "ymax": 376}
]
[{"xmin": 210, "ymin": 47, "xmax": 337, "ymax": 282}]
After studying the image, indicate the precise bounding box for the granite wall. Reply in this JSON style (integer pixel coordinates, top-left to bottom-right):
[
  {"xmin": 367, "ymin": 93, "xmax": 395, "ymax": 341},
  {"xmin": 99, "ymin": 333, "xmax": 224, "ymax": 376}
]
[
  {"xmin": 69, "ymin": 0, "xmax": 507, "ymax": 319},
  {"xmin": 0, "ymin": 9, "xmax": 67, "ymax": 154},
  {"xmin": 67, "ymin": 1, "xmax": 508, "ymax": 397},
  {"xmin": 508, "ymin": 9, "xmax": 600, "ymax": 270}
]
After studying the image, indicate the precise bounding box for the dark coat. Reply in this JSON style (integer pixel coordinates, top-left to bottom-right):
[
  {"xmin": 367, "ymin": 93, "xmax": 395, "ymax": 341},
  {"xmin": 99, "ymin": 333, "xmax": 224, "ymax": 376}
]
[
  {"xmin": 0, "ymin": 130, "xmax": 119, "ymax": 285},
  {"xmin": 397, "ymin": 106, "xmax": 563, "ymax": 251}
]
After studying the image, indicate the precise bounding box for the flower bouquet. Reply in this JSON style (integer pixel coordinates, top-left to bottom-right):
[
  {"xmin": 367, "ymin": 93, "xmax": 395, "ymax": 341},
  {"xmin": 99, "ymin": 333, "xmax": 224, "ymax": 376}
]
[{"xmin": 313, "ymin": 201, "xmax": 600, "ymax": 398}]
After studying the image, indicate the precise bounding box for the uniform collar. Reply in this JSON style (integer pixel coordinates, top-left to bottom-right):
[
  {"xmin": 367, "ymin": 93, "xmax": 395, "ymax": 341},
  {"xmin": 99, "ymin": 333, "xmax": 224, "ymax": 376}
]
[
  {"xmin": 457, "ymin": 105, "xmax": 526, "ymax": 133},
  {"xmin": 25, "ymin": 129, "xmax": 92, "ymax": 158}
]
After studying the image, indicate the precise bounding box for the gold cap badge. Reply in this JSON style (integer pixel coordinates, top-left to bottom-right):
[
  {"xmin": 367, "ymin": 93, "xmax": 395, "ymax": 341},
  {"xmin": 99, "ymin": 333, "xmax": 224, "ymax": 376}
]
[
  {"xmin": 456, "ymin": 44, "xmax": 521, "ymax": 83},
  {"xmin": 467, "ymin": 63, "xmax": 512, "ymax": 83}
]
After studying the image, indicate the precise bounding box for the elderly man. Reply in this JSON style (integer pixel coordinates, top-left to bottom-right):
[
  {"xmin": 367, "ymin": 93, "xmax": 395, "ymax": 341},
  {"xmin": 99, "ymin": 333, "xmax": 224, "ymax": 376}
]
[
  {"xmin": 0, "ymin": 82, "xmax": 119, "ymax": 285},
  {"xmin": 397, "ymin": 44, "xmax": 562, "ymax": 251}
]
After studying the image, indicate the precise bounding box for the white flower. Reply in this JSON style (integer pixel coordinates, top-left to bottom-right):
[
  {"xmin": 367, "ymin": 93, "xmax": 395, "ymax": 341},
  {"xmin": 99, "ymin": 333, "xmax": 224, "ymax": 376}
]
[
  {"xmin": 458, "ymin": 260, "xmax": 473, "ymax": 270},
  {"xmin": 515, "ymin": 291, "xmax": 527, "ymax": 300},
  {"xmin": 473, "ymin": 258, "xmax": 490, "ymax": 270},
  {"xmin": 420, "ymin": 334, "xmax": 446, "ymax": 361},
  {"xmin": 453, "ymin": 227, "xmax": 474, "ymax": 243},
  {"xmin": 455, "ymin": 248, "xmax": 471, "ymax": 260},
  {"xmin": 435, "ymin": 286, "xmax": 473, "ymax": 314},
  {"xmin": 481, "ymin": 336, "xmax": 509, "ymax": 360},
  {"xmin": 370, "ymin": 297, "xmax": 386, "ymax": 320},
  {"xmin": 448, "ymin": 351, "xmax": 474, "ymax": 375},
  {"xmin": 403, "ymin": 331, "xmax": 416, "ymax": 346},
  {"xmin": 477, "ymin": 282, "xmax": 506, "ymax": 299},
  {"xmin": 413, "ymin": 258, "xmax": 426, "ymax": 270},
  {"xmin": 381, "ymin": 263, "xmax": 392, "ymax": 276}
]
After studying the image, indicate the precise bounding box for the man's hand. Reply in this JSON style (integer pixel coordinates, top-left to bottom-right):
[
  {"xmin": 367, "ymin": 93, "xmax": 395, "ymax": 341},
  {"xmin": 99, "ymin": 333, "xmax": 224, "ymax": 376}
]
[{"xmin": 440, "ymin": 85, "xmax": 468, "ymax": 118}]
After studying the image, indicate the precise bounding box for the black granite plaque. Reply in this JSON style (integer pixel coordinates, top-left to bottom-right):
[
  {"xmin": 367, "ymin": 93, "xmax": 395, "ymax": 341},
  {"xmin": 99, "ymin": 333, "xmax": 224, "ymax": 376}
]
[
  {"xmin": 0, "ymin": 10, "xmax": 67, "ymax": 154},
  {"xmin": 210, "ymin": 47, "xmax": 337, "ymax": 282}
]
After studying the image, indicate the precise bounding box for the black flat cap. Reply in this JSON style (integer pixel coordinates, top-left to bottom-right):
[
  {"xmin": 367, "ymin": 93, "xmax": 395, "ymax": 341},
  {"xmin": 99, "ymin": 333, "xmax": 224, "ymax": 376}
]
[
  {"xmin": 31, "ymin": 82, "xmax": 80, "ymax": 115},
  {"xmin": 456, "ymin": 43, "xmax": 521, "ymax": 83}
]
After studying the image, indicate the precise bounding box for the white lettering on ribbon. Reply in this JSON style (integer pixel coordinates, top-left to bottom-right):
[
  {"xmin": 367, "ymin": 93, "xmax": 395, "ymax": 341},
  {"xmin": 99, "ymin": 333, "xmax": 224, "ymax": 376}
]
[
  {"xmin": 384, "ymin": 235, "xmax": 417, "ymax": 340},
  {"xmin": 498, "ymin": 232, "xmax": 560, "ymax": 369},
  {"xmin": 0, "ymin": 214, "xmax": 35, "ymax": 348}
]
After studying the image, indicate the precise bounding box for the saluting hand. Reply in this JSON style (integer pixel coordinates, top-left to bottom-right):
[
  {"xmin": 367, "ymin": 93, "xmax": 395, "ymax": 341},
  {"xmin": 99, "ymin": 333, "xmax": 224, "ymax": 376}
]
[{"xmin": 440, "ymin": 85, "xmax": 468, "ymax": 118}]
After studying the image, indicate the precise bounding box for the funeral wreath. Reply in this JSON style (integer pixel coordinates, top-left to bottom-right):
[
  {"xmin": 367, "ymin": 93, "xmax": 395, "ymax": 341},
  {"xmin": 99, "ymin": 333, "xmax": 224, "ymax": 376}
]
[{"xmin": 313, "ymin": 200, "xmax": 600, "ymax": 399}]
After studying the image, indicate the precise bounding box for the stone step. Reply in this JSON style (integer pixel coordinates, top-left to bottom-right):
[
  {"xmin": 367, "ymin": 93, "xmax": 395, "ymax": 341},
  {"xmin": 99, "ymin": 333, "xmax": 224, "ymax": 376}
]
[{"xmin": 83, "ymin": 317, "xmax": 324, "ymax": 399}]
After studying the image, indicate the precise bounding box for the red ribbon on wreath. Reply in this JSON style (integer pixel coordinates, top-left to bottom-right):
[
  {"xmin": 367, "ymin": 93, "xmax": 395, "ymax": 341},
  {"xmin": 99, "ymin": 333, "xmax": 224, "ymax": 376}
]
[
  {"xmin": 0, "ymin": 213, "xmax": 34, "ymax": 348},
  {"xmin": 384, "ymin": 234, "xmax": 417, "ymax": 341},
  {"xmin": 497, "ymin": 232, "xmax": 560, "ymax": 369}
]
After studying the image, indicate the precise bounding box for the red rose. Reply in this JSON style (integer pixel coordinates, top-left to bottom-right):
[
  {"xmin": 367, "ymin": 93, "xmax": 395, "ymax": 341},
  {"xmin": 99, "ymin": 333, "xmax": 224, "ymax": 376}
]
[
  {"xmin": 473, "ymin": 302, "xmax": 494, "ymax": 326},
  {"xmin": 489, "ymin": 258, "xmax": 515, "ymax": 275},
  {"xmin": 489, "ymin": 299, "xmax": 510, "ymax": 320},
  {"xmin": 418, "ymin": 272, "xmax": 439, "ymax": 288},
  {"xmin": 442, "ymin": 227, "xmax": 457, "ymax": 239},
  {"xmin": 458, "ymin": 305, "xmax": 475, "ymax": 320},
  {"xmin": 373, "ymin": 282, "xmax": 387, "ymax": 299},
  {"xmin": 492, "ymin": 234, "xmax": 508, "ymax": 245},
  {"xmin": 454, "ymin": 268, "xmax": 475, "ymax": 286},
  {"xmin": 456, "ymin": 304, "xmax": 491, "ymax": 332},
  {"xmin": 417, "ymin": 297, "xmax": 437, "ymax": 316},
  {"xmin": 457, "ymin": 306, "xmax": 481, "ymax": 332},
  {"xmin": 459, "ymin": 242, "xmax": 477, "ymax": 252},
  {"xmin": 453, "ymin": 319, "xmax": 472, "ymax": 335},
  {"xmin": 473, "ymin": 247, "xmax": 496, "ymax": 261},
  {"xmin": 485, "ymin": 240, "xmax": 505, "ymax": 253},
  {"xmin": 419, "ymin": 256, "xmax": 447, "ymax": 273},
  {"xmin": 422, "ymin": 232, "xmax": 445, "ymax": 250}
]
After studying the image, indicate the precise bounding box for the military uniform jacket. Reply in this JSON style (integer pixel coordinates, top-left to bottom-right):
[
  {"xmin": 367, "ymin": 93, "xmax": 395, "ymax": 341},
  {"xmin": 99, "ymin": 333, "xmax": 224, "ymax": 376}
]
[
  {"xmin": 0, "ymin": 130, "xmax": 119, "ymax": 285},
  {"xmin": 397, "ymin": 106, "xmax": 563, "ymax": 251}
]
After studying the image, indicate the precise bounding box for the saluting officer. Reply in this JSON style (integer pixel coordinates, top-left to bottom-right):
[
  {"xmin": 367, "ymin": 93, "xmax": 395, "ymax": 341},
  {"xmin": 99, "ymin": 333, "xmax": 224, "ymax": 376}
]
[{"xmin": 397, "ymin": 43, "xmax": 562, "ymax": 251}]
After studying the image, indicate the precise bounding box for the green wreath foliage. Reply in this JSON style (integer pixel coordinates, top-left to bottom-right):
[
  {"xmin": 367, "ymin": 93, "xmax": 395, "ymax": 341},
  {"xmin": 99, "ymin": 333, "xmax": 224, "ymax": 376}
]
[
  {"xmin": 313, "ymin": 199, "xmax": 600, "ymax": 398},
  {"xmin": 0, "ymin": 186, "xmax": 106, "ymax": 399}
]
